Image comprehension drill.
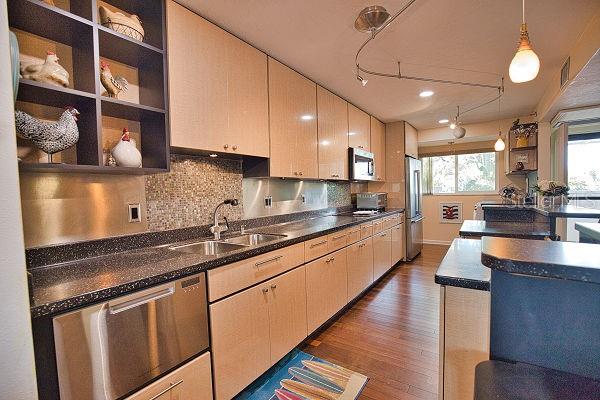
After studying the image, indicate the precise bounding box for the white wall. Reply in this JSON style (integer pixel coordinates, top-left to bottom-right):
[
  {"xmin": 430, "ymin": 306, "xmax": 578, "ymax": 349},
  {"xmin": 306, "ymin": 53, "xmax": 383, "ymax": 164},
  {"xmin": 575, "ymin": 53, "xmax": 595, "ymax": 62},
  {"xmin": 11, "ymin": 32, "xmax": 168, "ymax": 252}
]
[{"xmin": 0, "ymin": 2, "xmax": 39, "ymax": 398}]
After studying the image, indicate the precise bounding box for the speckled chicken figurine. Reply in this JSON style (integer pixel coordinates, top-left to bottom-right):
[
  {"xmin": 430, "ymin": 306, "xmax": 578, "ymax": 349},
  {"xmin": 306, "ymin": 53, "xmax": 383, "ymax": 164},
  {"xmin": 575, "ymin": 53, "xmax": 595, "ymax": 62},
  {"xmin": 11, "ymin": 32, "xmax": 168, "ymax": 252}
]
[
  {"xmin": 15, "ymin": 107, "xmax": 80, "ymax": 163},
  {"xmin": 100, "ymin": 61, "xmax": 128, "ymax": 99}
]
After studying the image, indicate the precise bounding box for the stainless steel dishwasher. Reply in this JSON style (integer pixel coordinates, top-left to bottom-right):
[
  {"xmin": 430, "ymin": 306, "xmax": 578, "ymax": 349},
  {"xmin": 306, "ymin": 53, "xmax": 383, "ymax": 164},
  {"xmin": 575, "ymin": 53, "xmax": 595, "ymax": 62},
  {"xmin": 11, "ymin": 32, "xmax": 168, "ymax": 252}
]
[{"xmin": 53, "ymin": 273, "xmax": 209, "ymax": 400}]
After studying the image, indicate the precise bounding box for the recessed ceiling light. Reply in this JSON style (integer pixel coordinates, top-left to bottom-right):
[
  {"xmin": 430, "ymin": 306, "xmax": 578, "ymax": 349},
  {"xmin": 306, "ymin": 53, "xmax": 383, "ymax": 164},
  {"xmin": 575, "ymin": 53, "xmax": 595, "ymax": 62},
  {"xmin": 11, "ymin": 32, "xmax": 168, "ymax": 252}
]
[
  {"xmin": 301, "ymin": 115, "xmax": 314, "ymax": 120},
  {"xmin": 438, "ymin": 119, "xmax": 449, "ymax": 124},
  {"xmin": 419, "ymin": 90, "xmax": 434, "ymax": 98}
]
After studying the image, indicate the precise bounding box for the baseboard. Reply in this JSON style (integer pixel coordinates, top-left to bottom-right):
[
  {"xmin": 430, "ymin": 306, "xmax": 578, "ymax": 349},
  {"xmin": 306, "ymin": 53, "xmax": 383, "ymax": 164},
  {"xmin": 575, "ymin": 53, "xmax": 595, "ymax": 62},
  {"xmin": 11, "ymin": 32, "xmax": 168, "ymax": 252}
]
[{"xmin": 423, "ymin": 239, "xmax": 453, "ymax": 246}]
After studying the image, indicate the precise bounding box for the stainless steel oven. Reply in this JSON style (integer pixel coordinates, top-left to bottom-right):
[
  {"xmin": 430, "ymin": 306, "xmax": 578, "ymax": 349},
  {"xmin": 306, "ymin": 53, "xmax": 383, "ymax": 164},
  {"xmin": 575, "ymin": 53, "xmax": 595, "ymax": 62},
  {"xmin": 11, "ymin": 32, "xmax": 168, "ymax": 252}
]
[
  {"xmin": 53, "ymin": 273, "xmax": 209, "ymax": 400},
  {"xmin": 349, "ymin": 147, "xmax": 375, "ymax": 181}
]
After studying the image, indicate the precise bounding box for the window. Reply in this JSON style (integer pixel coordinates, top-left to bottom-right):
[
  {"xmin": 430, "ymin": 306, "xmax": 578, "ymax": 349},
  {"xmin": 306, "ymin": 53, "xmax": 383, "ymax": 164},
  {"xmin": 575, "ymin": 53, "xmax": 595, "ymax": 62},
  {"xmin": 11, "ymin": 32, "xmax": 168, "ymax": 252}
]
[
  {"xmin": 421, "ymin": 152, "xmax": 497, "ymax": 194},
  {"xmin": 568, "ymin": 133, "xmax": 600, "ymax": 196}
]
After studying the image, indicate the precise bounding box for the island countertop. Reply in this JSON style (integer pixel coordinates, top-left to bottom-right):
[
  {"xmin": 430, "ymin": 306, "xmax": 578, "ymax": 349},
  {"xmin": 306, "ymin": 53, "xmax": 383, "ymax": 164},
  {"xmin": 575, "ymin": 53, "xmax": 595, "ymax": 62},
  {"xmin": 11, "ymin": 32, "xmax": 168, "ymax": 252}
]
[
  {"xmin": 435, "ymin": 238, "xmax": 490, "ymax": 291},
  {"xmin": 481, "ymin": 236, "xmax": 600, "ymax": 284},
  {"xmin": 481, "ymin": 204, "xmax": 600, "ymax": 218},
  {"xmin": 459, "ymin": 220, "xmax": 550, "ymax": 240},
  {"xmin": 575, "ymin": 222, "xmax": 600, "ymax": 243}
]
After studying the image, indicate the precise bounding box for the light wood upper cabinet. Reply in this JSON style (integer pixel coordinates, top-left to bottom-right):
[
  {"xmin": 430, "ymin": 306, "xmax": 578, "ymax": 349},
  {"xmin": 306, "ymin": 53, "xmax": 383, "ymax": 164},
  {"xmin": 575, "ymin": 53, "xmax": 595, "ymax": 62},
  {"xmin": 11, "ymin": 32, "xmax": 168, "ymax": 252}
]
[
  {"xmin": 348, "ymin": 103, "xmax": 370, "ymax": 151},
  {"xmin": 405, "ymin": 121, "xmax": 419, "ymax": 159},
  {"xmin": 210, "ymin": 285, "xmax": 271, "ymax": 400},
  {"xmin": 373, "ymin": 229, "xmax": 392, "ymax": 281},
  {"xmin": 306, "ymin": 248, "xmax": 348, "ymax": 334},
  {"xmin": 269, "ymin": 58, "xmax": 318, "ymax": 178},
  {"xmin": 347, "ymin": 238, "xmax": 374, "ymax": 301},
  {"xmin": 167, "ymin": 1, "xmax": 269, "ymax": 157},
  {"xmin": 268, "ymin": 267, "xmax": 307, "ymax": 363},
  {"xmin": 371, "ymin": 116, "xmax": 386, "ymax": 181},
  {"xmin": 317, "ymin": 86, "xmax": 349, "ymax": 180}
]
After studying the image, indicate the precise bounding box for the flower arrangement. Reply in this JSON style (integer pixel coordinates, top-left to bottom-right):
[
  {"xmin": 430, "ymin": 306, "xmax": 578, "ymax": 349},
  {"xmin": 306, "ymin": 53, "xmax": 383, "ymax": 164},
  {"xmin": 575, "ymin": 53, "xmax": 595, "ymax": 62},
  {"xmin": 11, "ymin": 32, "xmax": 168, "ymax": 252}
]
[
  {"xmin": 510, "ymin": 119, "xmax": 538, "ymax": 148},
  {"xmin": 499, "ymin": 184, "xmax": 524, "ymax": 202},
  {"xmin": 533, "ymin": 180, "xmax": 569, "ymax": 197}
]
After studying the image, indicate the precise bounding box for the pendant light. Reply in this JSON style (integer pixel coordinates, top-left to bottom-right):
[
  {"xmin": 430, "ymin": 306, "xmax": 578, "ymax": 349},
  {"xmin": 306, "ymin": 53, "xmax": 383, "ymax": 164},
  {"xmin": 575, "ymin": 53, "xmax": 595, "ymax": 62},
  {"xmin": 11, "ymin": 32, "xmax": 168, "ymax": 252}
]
[
  {"xmin": 509, "ymin": 0, "xmax": 540, "ymax": 83},
  {"xmin": 494, "ymin": 90, "xmax": 506, "ymax": 151}
]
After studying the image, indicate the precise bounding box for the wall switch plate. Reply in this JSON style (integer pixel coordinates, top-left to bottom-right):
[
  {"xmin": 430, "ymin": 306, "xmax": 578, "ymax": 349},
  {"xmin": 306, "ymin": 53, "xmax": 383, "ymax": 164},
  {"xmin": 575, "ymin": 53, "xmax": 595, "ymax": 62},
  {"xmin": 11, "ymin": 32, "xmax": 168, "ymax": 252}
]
[{"xmin": 128, "ymin": 204, "xmax": 141, "ymax": 223}]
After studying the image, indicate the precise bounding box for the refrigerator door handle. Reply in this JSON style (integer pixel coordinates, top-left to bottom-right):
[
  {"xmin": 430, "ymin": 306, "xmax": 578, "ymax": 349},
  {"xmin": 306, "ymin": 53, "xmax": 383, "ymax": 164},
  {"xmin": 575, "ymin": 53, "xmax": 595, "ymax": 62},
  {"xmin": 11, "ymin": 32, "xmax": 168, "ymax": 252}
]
[
  {"xmin": 411, "ymin": 216, "xmax": 424, "ymax": 223},
  {"xmin": 414, "ymin": 169, "xmax": 421, "ymax": 215}
]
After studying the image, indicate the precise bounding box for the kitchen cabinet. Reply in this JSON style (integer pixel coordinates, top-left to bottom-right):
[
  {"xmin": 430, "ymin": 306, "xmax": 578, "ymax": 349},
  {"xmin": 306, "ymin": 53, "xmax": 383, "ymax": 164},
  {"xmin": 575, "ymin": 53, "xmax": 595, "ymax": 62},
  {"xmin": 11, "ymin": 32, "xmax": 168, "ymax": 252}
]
[
  {"xmin": 373, "ymin": 229, "xmax": 392, "ymax": 281},
  {"xmin": 347, "ymin": 238, "xmax": 374, "ymax": 301},
  {"xmin": 306, "ymin": 248, "xmax": 348, "ymax": 333},
  {"xmin": 439, "ymin": 285, "xmax": 490, "ymax": 400},
  {"xmin": 211, "ymin": 267, "xmax": 307, "ymax": 400},
  {"xmin": 167, "ymin": 1, "xmax": 269, "ymax": 157},
  {"xmin": 370, "ymin": 116, "xmax": 386, "ymax": 181},
  {"xmin": 405, "ymin": 121, "xmax": 419, "ymax": 159},
  {"xmin": 348, "ymin": 103, "xmax": 370, "ymax": 151},
  {"xmin": 126, "ymin": 352, "xmax": 213, "ymax": 400},
  {"xmin": 317, "ymin": 86, "xmax": 349, "ymax": 180},
  {"xmin": 391, "ymin": 222, "xmax": 404, "ymax": 265},
  {"xmin": 269, "ymin": 58, "xmax": 318, "ymax": 178}
]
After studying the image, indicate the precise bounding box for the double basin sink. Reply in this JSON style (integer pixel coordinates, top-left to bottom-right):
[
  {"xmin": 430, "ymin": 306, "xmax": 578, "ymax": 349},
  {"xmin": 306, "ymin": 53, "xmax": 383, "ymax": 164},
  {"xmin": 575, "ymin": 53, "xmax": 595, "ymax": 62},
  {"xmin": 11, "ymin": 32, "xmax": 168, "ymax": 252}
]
[{"xmin": 168, "ymin": 233, "xmax": 286, "ymax": 256}]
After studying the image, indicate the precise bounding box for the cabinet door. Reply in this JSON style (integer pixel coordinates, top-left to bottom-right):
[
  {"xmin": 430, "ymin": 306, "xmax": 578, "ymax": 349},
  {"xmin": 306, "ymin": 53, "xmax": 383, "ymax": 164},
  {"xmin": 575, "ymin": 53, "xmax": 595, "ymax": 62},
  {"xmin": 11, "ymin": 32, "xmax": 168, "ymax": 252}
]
[
  {"xmin": 347, "ymin": 238, "xmax": 374, "ymax": 301},
  {"xmin": 210, "ymin": 286, "xmax": 271, "ymax": 400},
  {"xmin": 391, "ymin": 223, "xmax": 404, "ymax": 265},
  {"xmin": 167, "ymin": 2, "xmax": 269, "ymax": 156},
  {"xmin": 305, "ymin": 248, "xmax": 348, "ymax": 333},
  {"xmin": 370, "ymin": 116, "xmax": 386, "ymax": 181},
  {"xmin": 269, "ymin": 58, "xmax": 317, "ymax": 178},
  {"xmin": 348, "ymin": 104, "xmax": 370, "ymax": 151},
  {"xmin": 317, "ymin": 86, "xmax": 349, "ymax": 180},
  {"xmin": 127, "ymin": 353, "xmax": 213, "ymax": 400},
  {"xmin": 268, "ymin": 266, "xmax": 308, "ymax": 363},
  {"xmin": 405, "ymin": 122, "xmax": 419, "ymax": 159},
  {"xmin": 373, "ymin": 230, "xmax": 392, "ymax": 281}
]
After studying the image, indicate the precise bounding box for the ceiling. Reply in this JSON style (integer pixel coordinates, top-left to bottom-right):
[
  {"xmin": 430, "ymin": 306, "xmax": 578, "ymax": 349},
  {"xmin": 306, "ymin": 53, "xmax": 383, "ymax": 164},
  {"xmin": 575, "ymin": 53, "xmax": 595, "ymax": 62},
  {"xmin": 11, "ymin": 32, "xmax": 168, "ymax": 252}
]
[{"xmin": 177, "ymin": 0, "xmax": 599, "ymax": 129}]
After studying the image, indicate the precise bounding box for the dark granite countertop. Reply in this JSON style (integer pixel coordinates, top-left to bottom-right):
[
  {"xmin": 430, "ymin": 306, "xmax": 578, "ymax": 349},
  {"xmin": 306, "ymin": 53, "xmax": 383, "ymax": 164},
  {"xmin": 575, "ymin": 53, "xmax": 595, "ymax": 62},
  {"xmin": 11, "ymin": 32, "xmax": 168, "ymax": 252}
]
[
  {"xmin": 482, "ymin": 204, "xmax": 600, "ymax": 218},
  {"xmin": 30, "ymin": 209, "xmax": 403, "ymax": 318},
  {"xmin": 459, "ymin": 220, "xmax": 550, "ymax": 239},
  {"xmin": 575, "ymin": 222, "xmax": 600, "ymax": 241},
  {"xmin": 434, "ymin": 238, "xmax": 490, "ymax": 291},
  {"xmin": 481, "ymin": 237, "xmax": 600, "ymax": 284}
]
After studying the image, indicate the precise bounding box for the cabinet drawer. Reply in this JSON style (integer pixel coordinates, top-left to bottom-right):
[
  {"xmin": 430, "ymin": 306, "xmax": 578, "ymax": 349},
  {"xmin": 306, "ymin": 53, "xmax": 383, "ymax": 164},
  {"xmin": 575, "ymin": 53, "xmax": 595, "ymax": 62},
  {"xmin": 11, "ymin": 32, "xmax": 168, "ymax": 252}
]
[
  {"xmin": 126, "ymin": 352, "xmax": 212, "ymax": 400},
  {"xmin": 360, "ymin": 223, "xmax": 373, "ymax": 239},
  {"xmin": 305, "ymin": 236, "xmax": 330, "ymax": 262},
  {"xmin": 372, "ymin": 219, "xmax": 384, "ymax": 234},
  {"xmin": 328, "ymin": 229, "xmax": 349, "ymax": 253},
  {"xmin": 208, "ymin": 243, "xmax": 304, "ymax": 301},
  {"xmin": 346, "ymin": 226, "xmax": 361, "ymax": 245}
]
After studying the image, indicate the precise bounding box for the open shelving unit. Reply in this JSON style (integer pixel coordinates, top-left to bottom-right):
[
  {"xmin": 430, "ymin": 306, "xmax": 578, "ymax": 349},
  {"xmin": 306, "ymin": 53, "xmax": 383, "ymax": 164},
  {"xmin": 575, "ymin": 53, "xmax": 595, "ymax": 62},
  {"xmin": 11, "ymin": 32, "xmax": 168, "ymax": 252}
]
[
  {"xmin": 505, "ymin": 122, "xmax": 538, "ymax": 175},
  {"xmin": 8, "ymin": 0, "xmax": 169, "ymax": 174}
]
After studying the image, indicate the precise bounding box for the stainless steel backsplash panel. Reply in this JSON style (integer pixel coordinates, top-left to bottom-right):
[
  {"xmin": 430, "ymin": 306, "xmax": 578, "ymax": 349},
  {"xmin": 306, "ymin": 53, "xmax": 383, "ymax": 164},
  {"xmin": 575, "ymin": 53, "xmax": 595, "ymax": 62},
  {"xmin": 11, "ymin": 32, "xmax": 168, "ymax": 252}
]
[
  {"xmin": 20, "ymin": 173, "xmax": 148, "ymax": 248},
  {"xmin": 243, "ymin": 179, "xmax": 328, "ymax": 219}
]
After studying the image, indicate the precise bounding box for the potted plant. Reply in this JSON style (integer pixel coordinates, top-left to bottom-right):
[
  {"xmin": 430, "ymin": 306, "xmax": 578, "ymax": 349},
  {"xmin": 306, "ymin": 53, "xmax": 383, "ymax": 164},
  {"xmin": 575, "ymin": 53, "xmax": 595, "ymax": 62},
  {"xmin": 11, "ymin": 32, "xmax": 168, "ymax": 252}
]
[
  {"xmin": 499, "ymin": 184, "xmax": 524, "ymax": 205},
  {"xmin": 533, "ymin": 180, "xmax": 569, "ymax": 207}
]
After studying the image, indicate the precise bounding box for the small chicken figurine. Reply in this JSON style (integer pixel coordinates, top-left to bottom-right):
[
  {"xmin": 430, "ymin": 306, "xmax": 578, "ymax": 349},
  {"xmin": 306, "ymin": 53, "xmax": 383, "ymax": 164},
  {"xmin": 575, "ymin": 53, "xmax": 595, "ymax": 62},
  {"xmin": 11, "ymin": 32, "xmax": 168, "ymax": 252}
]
[
  {"xmin": 15, "ymin": 107, "xmax": 80, "ymax": 163},
  {"xmin": 100, "ymin": 61, "xmax": 128, "ymax": 99},
  {"xmin": 20, "ymin": 51, "xmax": 69, "ymax": 88}
]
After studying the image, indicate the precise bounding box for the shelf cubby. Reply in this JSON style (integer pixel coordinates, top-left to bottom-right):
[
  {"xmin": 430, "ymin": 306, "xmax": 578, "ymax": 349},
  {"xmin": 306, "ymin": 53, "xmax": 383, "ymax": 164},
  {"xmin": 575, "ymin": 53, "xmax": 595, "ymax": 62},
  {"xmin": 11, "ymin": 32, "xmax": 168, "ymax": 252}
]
[
  {"xmin": 8, "ymin": 0, "xmax": 169, "ymax": 174},
  {"xmin": 505, "ymin": 122, "xmax": 538, "ymax": 175}
]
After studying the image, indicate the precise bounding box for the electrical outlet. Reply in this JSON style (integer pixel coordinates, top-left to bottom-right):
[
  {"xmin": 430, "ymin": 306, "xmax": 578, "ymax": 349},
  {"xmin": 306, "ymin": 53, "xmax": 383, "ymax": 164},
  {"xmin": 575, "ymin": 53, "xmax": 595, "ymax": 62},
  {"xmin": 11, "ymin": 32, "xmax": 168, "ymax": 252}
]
[
  {"xmin": 128, "ymin": 203, "xmax": 141, "ymax": 223},
  {"xmin": 264, "ymin": 196, "xmax": 273, "ymax": 208}
]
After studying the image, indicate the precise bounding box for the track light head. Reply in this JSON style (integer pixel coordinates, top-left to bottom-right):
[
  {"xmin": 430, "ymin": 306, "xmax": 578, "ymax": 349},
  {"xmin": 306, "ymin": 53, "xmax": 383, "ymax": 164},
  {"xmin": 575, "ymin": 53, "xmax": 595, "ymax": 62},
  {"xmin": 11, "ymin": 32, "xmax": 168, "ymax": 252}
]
[{"xmin": 357, "ymin": 74, "xmax": 368, "ymax": 86}]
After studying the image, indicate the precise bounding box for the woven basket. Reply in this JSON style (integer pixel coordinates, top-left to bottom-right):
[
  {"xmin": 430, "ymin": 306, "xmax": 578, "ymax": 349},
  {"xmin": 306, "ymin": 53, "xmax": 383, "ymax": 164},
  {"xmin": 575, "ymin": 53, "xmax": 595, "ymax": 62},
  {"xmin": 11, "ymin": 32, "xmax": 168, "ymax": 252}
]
[{"xmin": 103, "ymin": 20, "xmax": 144, "ymax": 42}]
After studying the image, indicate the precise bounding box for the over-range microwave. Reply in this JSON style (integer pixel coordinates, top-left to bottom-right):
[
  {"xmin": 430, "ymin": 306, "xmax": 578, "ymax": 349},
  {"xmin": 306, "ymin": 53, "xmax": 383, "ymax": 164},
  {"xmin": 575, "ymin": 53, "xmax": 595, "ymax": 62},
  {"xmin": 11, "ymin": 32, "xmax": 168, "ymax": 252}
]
[{"xmin": 349, "ymin": 147, "xmax": 376, "ymax": 181}]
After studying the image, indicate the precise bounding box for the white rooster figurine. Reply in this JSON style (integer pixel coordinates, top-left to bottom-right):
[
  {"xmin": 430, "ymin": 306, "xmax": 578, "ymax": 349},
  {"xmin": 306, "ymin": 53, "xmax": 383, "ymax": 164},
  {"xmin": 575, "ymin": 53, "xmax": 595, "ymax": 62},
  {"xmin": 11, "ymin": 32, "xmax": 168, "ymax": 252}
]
[
  {"xmin": 100, "ymin": 61, "xmax": 128, "ymax": 99},
  {"xmin": 20, "ymin": 51, "xmax": 70, "ymax": 88},
  {"xmin": 15, "ymin": 107, "xmax": 80, "ymax": 163}
]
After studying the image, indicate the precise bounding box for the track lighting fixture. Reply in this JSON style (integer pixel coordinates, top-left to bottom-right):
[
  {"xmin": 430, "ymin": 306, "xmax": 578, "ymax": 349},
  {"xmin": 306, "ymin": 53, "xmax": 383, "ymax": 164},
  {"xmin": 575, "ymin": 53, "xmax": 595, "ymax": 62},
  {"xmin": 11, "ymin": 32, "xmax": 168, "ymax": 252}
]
[{"xmin": 356, "ymin": 74, "xmax": 368, "ymax": 86}]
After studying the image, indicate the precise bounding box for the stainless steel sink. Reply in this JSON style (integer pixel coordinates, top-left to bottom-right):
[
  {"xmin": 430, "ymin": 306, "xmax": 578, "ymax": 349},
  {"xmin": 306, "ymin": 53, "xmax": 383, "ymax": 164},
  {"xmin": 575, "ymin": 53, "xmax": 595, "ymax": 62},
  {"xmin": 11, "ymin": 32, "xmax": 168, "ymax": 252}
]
[
  {"xmin": 169, "ymin": 240, "xmax": 247, "ymax": 255},
  {"xmin": 222, "ymin": 233, "xmax": 287, "ymax": 246}
]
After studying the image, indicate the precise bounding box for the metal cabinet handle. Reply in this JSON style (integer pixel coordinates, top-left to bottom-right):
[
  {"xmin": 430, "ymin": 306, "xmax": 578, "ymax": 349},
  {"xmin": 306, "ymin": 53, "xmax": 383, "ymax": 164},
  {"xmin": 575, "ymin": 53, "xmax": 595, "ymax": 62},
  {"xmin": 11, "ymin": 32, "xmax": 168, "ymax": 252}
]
[
  {"xmin": 232, "ymin": 145, "xmax": 238, "ymax": 150},
  {"xmin": 309, "ymin": 240, "xmax": 327, "ymax": 248},
  {"xmin": 149, "ymin": 379, "xmax": 184, "ymax": 400},
  {"xmin": 299, "ymin": 172, "xmax": 303, "ymax": 176},
  {"xmin": 332, "ymin": 233, "xmax": 346, "ymax": 240},
  {"xmin": 262, "ymin": 288, "xmax": 269, "ymax": 293},
  {"xmin": 270, "ymin": 284, "xmax": 277, "ymax": 289},
  {"xmin": 358, "ymin": 145, "xmax": 364, "ymax": 149},
  {"xmin": 109, "ymin": 285, "xmax": 174, "ymax": 315},
  {"xmin": 325, "ymin": 257, "xmax": 335, "ymax": 263},
  {"xmin": 255, "ymin": 255, "xmax": 283, "ymax": 267},
  {"xmin": 224, "ymin": 144, "xmax": 229, "ymax": 149},
  {"xmin": 381, "ymin": 233, "xmax": 387, "ymax": 237}
]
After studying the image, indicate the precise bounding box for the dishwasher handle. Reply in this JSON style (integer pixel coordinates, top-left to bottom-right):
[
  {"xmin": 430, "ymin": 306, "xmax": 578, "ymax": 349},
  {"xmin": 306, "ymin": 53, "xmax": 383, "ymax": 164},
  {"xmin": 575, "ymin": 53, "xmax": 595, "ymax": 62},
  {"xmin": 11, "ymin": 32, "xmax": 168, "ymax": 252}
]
[{"xmin": 109, "ymin": 284, "xmax": 175, "ymax": 314}]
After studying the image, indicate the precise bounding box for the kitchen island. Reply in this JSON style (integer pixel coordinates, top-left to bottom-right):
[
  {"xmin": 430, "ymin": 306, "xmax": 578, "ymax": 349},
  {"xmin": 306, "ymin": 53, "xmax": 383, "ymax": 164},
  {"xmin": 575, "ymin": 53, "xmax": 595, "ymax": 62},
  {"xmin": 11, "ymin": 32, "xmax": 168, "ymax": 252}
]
[
  {"xmin": 575, "ymin": 222, "xmax": 600, "ymax": 244},
  {"xmin": 458, "ymin": 219, "xmax": 550, "ymax": 240}
]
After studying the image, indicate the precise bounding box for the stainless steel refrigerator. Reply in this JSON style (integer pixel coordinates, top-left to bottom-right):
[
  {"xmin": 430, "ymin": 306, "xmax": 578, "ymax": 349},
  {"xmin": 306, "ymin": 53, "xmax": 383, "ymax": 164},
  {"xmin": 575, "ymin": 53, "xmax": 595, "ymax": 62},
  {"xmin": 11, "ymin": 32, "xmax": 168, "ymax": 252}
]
[{"xmin": 405, "ymin": 156, "xmax": 423, "ymax": 260}]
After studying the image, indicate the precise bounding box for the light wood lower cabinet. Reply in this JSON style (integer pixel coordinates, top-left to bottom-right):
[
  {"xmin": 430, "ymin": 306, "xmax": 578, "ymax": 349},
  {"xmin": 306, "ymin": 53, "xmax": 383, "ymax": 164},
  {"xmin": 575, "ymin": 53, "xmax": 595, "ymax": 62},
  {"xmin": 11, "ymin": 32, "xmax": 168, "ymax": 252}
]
[
  {"xmin": 211, "ymin": 267, "xmax": 307, "ymax": 400},
  {"xmin": 126, "ymin": 352, "xmax": 213, "ymax": 400},
  {"xmin": 346, "ymin": 238, "xmax": 374, "ymax": 301},
  {"xmin": 391, "ymin": 223, "xmax": 404, "ymax": 265},
  {"xmin": 306, "ymin": 248, "xmax": 348, "ymax": 334},
  {"xmin": 439, "ymin": 285, "xmax": 490, "ymax": 400},
  {"xmin": 373, "ymin": 229, "xmax": 392, "ymax": 281}
]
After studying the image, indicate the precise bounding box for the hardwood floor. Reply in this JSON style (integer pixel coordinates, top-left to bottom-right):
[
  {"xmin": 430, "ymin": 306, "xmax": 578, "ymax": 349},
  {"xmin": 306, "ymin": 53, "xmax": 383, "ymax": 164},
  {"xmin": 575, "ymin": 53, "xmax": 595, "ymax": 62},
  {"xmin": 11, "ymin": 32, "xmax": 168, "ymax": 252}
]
[{"xmin": 301, "ymin": 244, "xmax": 449, "ymax": 400}]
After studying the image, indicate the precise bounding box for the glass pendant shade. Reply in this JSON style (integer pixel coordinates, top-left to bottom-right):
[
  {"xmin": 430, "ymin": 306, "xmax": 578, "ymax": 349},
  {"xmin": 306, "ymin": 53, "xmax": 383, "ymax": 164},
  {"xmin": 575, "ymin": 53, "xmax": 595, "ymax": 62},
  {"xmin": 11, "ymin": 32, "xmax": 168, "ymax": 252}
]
[
  {"xmin": 494, "ymin": 136, "xmax": 506, "ymax": 151},
  {"xmin": 509, "ymin": 24, "xmax": 540, "ymax": 83}
]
